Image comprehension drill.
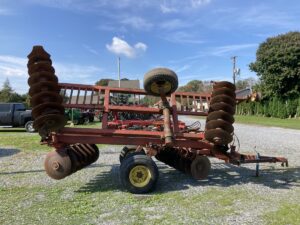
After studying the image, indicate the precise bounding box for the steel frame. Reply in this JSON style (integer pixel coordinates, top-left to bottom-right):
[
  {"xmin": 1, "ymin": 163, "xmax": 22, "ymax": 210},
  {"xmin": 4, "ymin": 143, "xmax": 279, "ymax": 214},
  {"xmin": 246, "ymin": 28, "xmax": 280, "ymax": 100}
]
[{"xmin": 50, "ymin": 83, "xmax": 288, "ymax": 167}]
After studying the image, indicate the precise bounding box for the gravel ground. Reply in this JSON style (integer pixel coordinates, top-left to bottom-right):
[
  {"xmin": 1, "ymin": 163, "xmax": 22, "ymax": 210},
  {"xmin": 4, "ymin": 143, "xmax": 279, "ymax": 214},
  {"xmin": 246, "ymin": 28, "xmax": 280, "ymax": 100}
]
[{"xmin": 1, "ymin": 116, "xmax": 300, "ymax": 224}]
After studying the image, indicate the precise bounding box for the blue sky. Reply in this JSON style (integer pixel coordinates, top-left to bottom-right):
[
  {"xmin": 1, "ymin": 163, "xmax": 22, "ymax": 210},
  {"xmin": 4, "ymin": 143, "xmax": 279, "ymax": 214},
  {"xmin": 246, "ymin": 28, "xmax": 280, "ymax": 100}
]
[{"xmin": 0, "ymin": 0, "xmax": 299, "ymax": 93}]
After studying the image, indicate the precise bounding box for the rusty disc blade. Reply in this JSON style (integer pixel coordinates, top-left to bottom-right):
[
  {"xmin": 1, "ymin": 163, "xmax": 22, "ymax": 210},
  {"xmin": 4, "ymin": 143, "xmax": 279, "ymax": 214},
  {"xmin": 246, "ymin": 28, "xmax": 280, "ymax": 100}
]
[
  {"xmin": 28, "ymin": 71, "xmax": 58, "ymax": 86},
  {"xmin": 213, "ymin": 81, "xmax": 235, "ymax": 91},
  {"xmin": 32, "ymin": 102, "xmax": 64, "ymax": 119},
  {"xmin": 208, "ymin": 102, "xmax": 235, "ymax": 115},
  {"xmin": 205, "ymin": 120, "xmax": 234, "ymax": 133},
  {"xmin": 210, "ymin": 95, "xmax": 236, "ymax": 107},
  {"xmin": 69, "ymin": 145, "xmax": 87, "ymax": 170},
  {"xmin": 67, "ymin": 146, "xmax": 81, "ymax": 173},
  {"xmin": 44, "ymin": 149, "xmax": 72, "ymax": 180},
  {"xmin": 27, "ymin": 45, "xmax": 51, "ymax": 60},
  {"xmin": 70, "ymin": 144, "xmax": 90, "ymax": 168},
  {"xmin": 211, "ymin": 87, "xmax": 236, "ymax": 98},
  {"xmin": 29, "ymin": 81, "xmax": 59, "ymax": 97},
  {"xmin": 28, "ymin": 57, "xmax": 52, "ymax": 66},
  {"xmin": 80, "ymin": 144, "xmax": 99, "ymax": 164},
  {"xmin": 206, "ymin": 111, "xmax": 234, "ymax": 124},
  {"xmin": 190, "ymin": 156, "xmax": 211, "ymax": 180},
  {"xmin": 31, "ymin": 91, "xmax": 63, "ymax": 106},
  {"xmin": 204, "ymin": 129, "xmax": 233, "ymax": 145},
  {"xmin": 28, "ymin": 61, "xmax": 54, "ymax": 75},
  {"xmin": 33, "ymin": 113, "xmax": 66, "ymax": 132}
]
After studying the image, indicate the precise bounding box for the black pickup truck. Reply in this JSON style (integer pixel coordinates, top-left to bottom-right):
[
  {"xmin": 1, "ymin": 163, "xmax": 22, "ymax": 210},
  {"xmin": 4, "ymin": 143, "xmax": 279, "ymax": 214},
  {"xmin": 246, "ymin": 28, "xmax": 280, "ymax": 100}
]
[{"xmin": 0, "ymin": 103, "xmax": 35, "ymax": 132}]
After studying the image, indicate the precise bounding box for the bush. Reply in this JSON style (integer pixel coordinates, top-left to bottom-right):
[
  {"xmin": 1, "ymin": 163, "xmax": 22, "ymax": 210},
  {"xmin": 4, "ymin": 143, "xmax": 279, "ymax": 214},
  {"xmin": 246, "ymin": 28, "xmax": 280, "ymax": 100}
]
[{"xmin": 236, "ymin": 97, "xmax": 300, "ymax": 118}]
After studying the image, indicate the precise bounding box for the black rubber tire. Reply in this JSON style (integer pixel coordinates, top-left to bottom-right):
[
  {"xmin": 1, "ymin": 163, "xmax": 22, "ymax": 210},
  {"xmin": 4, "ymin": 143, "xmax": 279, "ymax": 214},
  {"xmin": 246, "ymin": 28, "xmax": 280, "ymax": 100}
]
[
  {"xmin": 191, "ymin": 156, "xmax": 211, "ymax": 180},
  {"xmin": 120, "ymin": 155, "xmax": 159, "ymax": 194},
  {"xmin": 143, "ymin": 68, "xmax": 178, "ymax": 96},
  {"xmin": 25, "ymin": 121, "xmax": 35, "ymax": 133},
  {"xmin": 119, "ymin": 146, "xmax": 145, "ymax": 163}
]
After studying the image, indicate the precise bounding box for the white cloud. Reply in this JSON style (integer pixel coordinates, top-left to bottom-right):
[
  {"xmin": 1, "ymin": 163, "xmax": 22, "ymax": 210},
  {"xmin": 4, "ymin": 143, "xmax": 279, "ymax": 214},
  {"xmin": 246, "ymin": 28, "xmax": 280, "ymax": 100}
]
[
  {"xmin": 134, "ymin": 42, "xmax": 147, "ymax": 51},
  {"xmin": 160, "ymin": 0, "xmax": 211, "ymax": 13},
  {"xmin": 0, "ymin": 7, "xmax": 13, "ymax": 16},
  {"xmin": 160, "ymin": 19, "xmax": 191, "ymax": 30},
  {"xmin": 0, "ymin": 55, "xmax": 102, "ymax": 94},
  {"xmin": 83, "ymin": 44, "xmax": 100, "ymax": 56},
  {"xmin": 190, "ymin": 0, "xmax": 211, "ymax": 8},
  {"xmin": 211, "ymin": 44, "xmax": 258, "ymax": 56},
  {"xmin": 106, "ymin": 37, "xmax": 147, "ymax": 58},
  {"xmin": 121, "ymin": 16, "xmax": 153, "ymax": 30},
  {"xmin": 160, "ymin": 4, "xmax": 177, "ymax": 13},
  {"xmin": 175, "ymin": 64, "xmax": 191, "ymax": 73},
  {"xmin": 163, "ymin": 31, "xmax": 204, "ymax": 44}
]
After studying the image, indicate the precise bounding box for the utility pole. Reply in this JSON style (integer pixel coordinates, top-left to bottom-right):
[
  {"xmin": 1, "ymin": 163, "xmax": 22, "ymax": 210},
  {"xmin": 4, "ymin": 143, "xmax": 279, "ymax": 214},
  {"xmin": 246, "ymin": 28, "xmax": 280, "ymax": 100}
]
[
  {"xmin": 117, "ymin": 56, "xmax": 121, "ymax": 88},
  {"xmin": 231, "ymin": 56, "xmax": 239, "ymax": 85}
]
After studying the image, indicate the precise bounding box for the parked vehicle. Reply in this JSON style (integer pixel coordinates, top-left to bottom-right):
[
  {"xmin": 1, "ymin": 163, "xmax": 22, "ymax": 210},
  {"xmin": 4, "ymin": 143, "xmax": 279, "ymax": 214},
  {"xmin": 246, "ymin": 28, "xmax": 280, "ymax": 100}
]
[
  {"xmin": 65, "ymin": 108, "xmax": 95, "ymax": 125},
  {"xmin": 0, "ymin": 103, "xmax": 35, "ymax": 132}
]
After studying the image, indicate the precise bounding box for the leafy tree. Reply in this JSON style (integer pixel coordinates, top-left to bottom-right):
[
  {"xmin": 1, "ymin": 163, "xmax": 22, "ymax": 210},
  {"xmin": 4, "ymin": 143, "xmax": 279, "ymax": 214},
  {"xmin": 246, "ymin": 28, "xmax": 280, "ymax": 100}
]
[
  {"xmin": 0, "ymin": 78, "xmax": 14, "ymax": 102},
  {"xmin": 236, "ymin": 77, "xmax": 257, "ymax": 90},
  {"xmin": 249, "ymin": 31, "xmax": 300, "ymax": 99},
  {"xmin": 0, "ymin": 78, "xmax": 28, "ymax": 104},
  {"xmin": 95, "ymin": 78, "xmax": 114, "ymax": 86},
  {"xmin": 178, "ymin": 80, "xmax": 212, "ymax": 93}
]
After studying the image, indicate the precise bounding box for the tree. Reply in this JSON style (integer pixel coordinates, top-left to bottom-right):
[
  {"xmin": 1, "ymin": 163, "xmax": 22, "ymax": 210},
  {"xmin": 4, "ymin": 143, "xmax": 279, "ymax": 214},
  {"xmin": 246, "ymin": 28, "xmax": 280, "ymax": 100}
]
[
  {"xmin": 95, "ymin": 78, "xmax": 114, "ymax": 86},
  {"xmin": 0, "ymin": 78, "xmax": 14, "ymax": 102},
  {"xmin": 0, "ymin": 78, "xmax": 27, "ymax": 104},
  {"xmin": 249, "ymin": 31, "xmax": 300, "ymax": 99},
  {"xmin": 235, "ymin": 77, "xmax": 257, "ymax": 90}
]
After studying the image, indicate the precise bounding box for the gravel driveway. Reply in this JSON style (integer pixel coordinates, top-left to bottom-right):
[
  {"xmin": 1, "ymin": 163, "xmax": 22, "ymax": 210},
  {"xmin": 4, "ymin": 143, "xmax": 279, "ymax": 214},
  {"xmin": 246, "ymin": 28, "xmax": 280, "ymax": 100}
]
[{"xmin": 1, "ymin": 117, "xmax": 299, "ymax": 225}]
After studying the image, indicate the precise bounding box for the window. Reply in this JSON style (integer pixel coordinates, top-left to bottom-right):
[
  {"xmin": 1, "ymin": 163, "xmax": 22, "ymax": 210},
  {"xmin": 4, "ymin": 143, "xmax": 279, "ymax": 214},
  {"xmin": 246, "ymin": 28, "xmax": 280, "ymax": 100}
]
[
  {"xmin": 14, "ymin": 104, "xmax": 25, "ymax": 111},
  {"xmin": 0, "ymin": 104, "xmax": 11, "ymax": 112}
]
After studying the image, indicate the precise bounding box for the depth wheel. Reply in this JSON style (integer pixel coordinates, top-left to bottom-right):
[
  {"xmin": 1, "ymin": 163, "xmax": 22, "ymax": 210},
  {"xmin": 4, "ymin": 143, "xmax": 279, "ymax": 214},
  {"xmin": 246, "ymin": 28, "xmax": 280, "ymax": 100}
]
[
  {"xmin": 120, "ymin": 155, "xmax": 159, "ymax": 194},
  {"xmin": 143, "ymin": 68, "xmax": 178, "ymax": 96},
  {"xmin": 190, "ymin": 156, "xmax": 211, "ymax": 180}
]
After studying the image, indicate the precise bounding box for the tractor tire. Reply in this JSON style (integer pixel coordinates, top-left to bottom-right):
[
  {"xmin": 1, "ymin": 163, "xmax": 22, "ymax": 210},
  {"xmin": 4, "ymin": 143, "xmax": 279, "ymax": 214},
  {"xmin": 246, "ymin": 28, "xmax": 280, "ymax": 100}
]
[
  {"xmin": 144, "ymin": 68, "xmax": 178, "ymax": 96},
  {"xmin": 120, "ymin": 155, "xmax": 159, "ymax": 194}
]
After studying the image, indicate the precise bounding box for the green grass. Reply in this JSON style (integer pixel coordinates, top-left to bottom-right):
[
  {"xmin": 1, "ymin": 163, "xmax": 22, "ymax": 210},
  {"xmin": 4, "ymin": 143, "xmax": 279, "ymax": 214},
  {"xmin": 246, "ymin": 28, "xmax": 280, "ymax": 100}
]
[
  {"xmin": 263, "ymin": 203, "xmax": 300, "ymax": 225},
  {"xmin": 0, "ymin": 185, "xmax": 255, "ymax": 225},
  {"xmin": 234, "ymin": 115, "xmax": 300, "ymax": 130},
  {"xmin": 0, "ymin": 121, "xmax": 103, "ymax": 152},
  {"xmin": 189, "ymin": 115, "xmax": 300, "ymax": 130}
]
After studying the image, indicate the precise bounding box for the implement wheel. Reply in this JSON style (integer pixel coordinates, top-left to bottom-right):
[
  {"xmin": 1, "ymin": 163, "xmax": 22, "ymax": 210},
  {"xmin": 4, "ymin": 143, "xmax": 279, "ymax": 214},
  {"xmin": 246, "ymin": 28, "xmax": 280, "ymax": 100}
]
[
  {"xmin": 144, "ymin": 68, "xmax": 178, "ymax": 96},
  {"xmin": 191, "ymin": 156, "xmax": 211, "ymax": 180},
  {"xmin": 120, "ymin": 155, "xmax": 158, "ymax": 194}
]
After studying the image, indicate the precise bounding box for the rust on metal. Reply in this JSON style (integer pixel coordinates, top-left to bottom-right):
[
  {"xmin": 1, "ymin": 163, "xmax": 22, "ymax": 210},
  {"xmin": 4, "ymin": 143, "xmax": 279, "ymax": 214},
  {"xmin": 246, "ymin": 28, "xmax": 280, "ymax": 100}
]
[{"xmin": 27, "ymin": 46, "xmax": 288, "ymax": 188}]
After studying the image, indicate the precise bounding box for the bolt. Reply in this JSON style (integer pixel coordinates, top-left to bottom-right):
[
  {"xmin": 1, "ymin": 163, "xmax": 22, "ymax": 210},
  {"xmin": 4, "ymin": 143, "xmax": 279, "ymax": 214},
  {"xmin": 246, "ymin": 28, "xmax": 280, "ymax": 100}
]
[{"xmin": 52, "ymin": 161, "xmax": 60, "ymax": 170}]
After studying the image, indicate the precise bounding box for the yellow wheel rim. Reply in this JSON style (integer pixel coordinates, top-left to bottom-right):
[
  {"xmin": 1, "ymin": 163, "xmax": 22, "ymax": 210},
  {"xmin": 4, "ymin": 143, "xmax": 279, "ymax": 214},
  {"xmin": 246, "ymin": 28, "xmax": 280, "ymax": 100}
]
[{"xmin": 129, "ymin": 165, "xmax": 152, "ymax": 188}]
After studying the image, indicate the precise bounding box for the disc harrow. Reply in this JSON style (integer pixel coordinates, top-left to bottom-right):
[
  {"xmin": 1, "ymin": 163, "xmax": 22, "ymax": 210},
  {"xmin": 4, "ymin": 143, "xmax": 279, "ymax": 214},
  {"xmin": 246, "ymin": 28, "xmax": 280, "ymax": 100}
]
[
  {"xmin": 27, "ymin": 46, "xmax": 288, "ymax": 194},
  {"xmin": 27, "ymin": 46, "xmax": 66, "ymax": 137},
  {"xmin": 44, "ymin": 144, "xmax": 99, "ymax": 180},
  {"xmin": 205, "ymin": 81, "xmax": 236, "ymax": 145}
]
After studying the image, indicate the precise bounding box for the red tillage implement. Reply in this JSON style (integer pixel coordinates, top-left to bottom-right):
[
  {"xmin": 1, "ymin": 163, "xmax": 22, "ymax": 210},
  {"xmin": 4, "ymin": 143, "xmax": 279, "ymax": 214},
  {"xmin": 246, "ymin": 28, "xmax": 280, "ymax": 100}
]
[{"xmin": 28, "ymin": 46, "xmax": 288, "ymax": 194}]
